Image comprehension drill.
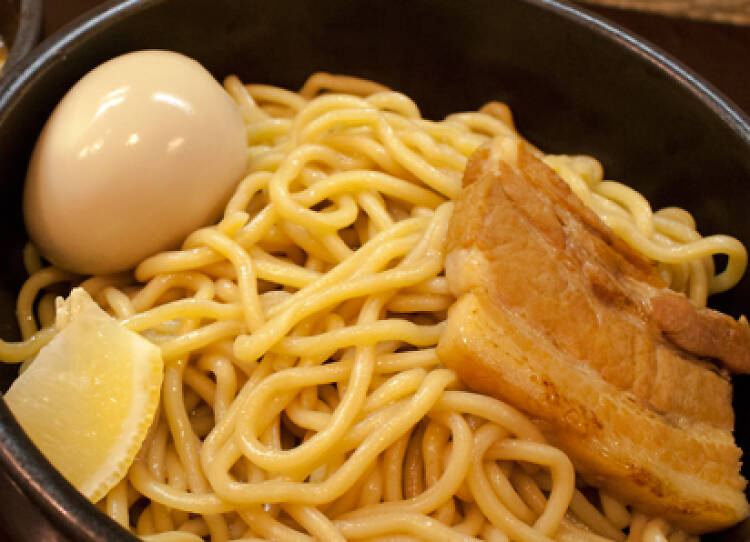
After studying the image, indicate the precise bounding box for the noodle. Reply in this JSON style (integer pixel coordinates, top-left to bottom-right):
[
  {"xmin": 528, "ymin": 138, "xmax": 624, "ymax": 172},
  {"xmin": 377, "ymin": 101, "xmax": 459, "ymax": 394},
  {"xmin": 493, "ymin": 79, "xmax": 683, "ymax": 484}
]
[{"xmin": 3, "ymin": 72, "xmax": 744, "ymax": 542}]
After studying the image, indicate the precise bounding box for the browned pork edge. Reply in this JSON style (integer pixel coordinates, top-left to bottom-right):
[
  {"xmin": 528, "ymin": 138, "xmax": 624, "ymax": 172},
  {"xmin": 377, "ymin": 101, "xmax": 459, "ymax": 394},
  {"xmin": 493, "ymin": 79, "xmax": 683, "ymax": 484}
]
[{"xmin": 437, "ymin": 140, "xmax": 749, "ymax": 532}]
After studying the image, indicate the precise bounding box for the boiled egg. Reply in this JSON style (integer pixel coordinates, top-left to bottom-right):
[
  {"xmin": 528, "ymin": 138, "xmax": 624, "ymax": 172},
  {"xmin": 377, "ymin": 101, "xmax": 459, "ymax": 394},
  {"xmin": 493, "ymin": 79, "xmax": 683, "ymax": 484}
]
[{"xmin": 23, "ymin": 50, "xmax": 247, "ymax": 275}]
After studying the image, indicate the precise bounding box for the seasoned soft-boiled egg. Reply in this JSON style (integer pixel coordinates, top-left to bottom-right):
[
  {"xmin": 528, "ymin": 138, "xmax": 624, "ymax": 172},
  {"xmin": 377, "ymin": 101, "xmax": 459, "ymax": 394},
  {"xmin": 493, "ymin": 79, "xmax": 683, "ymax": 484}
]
[{"xmin": 23, "ymin": 50, "xmax": 247, "ymax": 275}]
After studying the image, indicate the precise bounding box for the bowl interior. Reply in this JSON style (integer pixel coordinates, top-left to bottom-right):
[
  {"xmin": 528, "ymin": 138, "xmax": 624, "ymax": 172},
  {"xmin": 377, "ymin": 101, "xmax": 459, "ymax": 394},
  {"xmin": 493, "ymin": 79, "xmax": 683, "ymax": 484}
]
[{"xmin": 0, "ymin": 0, "xmax": 749, "ymax": 539}]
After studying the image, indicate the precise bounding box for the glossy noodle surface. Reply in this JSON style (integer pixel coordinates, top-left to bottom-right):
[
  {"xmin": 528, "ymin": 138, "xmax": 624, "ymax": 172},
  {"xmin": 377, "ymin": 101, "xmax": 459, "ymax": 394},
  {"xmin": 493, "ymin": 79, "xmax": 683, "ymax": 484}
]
[{"xmin": 5, "ymin": 73, "xmax": 748, "ymax": 542}]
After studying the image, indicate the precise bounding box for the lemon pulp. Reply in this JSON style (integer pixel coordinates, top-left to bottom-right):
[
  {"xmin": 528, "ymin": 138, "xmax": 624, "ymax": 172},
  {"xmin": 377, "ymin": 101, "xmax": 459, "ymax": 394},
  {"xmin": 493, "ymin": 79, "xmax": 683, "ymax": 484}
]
[{"xmin": 4, "ymin": 288, "xmax": 163, "ymax": 502}]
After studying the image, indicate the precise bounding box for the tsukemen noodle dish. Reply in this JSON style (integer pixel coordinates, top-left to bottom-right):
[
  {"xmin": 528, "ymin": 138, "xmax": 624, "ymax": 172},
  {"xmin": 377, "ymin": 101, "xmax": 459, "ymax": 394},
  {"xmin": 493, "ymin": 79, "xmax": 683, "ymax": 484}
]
[{"xmin": 3, "ymin": 49, "xmax": 749, "ymax": 542}]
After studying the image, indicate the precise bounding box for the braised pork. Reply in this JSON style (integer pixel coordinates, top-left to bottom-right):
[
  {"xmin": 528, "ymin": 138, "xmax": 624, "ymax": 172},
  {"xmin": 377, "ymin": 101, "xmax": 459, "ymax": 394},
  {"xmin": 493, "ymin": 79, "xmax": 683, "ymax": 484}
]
[{"xmin": 437, "ymin": 137, "xmax": 750, "ymax": 532}]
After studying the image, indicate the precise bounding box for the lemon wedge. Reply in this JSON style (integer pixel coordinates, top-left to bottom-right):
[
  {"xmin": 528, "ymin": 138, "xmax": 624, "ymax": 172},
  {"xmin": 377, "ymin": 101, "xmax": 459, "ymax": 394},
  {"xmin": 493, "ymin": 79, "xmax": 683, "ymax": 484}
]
[{"xmin": 5, "ymin": 287, "xmax": 163, "ymax": 502}]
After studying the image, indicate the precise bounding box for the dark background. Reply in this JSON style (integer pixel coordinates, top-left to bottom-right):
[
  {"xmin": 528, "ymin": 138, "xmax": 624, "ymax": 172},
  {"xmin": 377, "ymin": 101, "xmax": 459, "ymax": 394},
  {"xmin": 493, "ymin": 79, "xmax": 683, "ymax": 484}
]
[
  {"xmin": 43, "ymin": 0, "xmax": 750, "ymax": 117},
  {"xmin": 1, "ymin": 0, "xmax": 748, "ymax": 539}
]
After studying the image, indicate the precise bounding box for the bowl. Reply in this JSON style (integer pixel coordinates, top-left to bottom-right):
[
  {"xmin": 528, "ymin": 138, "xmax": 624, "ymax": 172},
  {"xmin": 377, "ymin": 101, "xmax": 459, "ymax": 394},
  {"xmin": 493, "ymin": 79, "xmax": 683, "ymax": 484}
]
[
  {"xmin": 0, "ymin": 0, "xmax": 42, "ymax": 76},
  {"xmin": 0, "ymin": 0, "xmax": 748, "ymax": 540}
]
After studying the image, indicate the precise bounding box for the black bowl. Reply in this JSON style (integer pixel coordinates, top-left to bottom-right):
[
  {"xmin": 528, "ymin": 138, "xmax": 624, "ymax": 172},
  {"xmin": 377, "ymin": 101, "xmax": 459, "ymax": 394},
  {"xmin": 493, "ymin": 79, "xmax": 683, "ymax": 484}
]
[
  {"xmin": 0, "ymin": 0, "xmax": 749, "ymax": 540},
  {"xmin": 0, "ymin": 0, "xmax": 42, "ymax": 76}
]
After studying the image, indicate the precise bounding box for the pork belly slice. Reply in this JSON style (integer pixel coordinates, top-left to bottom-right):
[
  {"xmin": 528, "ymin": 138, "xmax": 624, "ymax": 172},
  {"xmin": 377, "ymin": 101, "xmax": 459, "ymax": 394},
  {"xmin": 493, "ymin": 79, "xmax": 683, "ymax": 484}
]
[
  {"xmin": 437, "ymin": 138, "xmax": 749, "ymax": 532},
  {"xmin": 652, "ymin": 291, "xmax": 750, "ymax": 375}
]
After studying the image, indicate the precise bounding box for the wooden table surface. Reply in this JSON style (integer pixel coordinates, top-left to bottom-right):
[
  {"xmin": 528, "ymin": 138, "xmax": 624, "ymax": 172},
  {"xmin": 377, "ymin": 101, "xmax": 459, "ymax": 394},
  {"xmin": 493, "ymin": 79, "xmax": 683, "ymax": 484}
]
[
  {"xmin": 1, "ymin": 0, "xmax": 748, "ymax": 540},
  {"xmin": 581, "ymin": 0, "xmax": 750, "ymax": 25}
]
